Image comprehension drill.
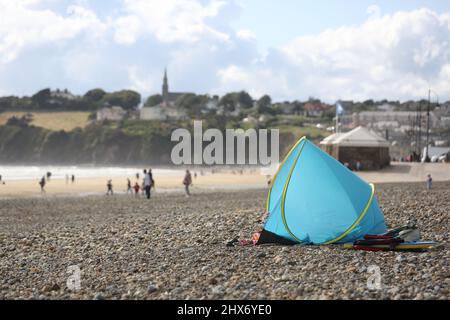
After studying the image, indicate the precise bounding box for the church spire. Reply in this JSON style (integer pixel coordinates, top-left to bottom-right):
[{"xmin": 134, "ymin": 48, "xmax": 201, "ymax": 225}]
[{"xmin": 162, "ymin": 68, "xmax": 169, "ymax": 102}]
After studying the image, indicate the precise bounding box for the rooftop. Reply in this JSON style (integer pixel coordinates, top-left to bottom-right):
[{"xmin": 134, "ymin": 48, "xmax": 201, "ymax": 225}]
[{"xmin": 321, "ymin": 126, "xmax": 390, "ymax": 147}]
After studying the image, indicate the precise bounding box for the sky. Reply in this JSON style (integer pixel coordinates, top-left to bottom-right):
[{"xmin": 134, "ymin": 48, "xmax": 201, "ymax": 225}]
[{"xmin": 0, "ymin": 0, "xmax": 449, "ymax": 103}]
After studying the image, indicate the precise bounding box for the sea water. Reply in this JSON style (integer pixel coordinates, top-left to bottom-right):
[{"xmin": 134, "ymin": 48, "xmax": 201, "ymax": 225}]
[{"xmin": 0, "ymin": 166, "xmax": 184, "ymax": 181}]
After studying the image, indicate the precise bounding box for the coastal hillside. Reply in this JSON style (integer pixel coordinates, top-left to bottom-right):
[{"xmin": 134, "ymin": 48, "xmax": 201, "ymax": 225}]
[
  {"xmin": 0, "ymin": 121, "xmax": 171, "ymax": 165},
  {"xmin": 0, "ymin": 118, "xmax": 318, "ymax": 165}
]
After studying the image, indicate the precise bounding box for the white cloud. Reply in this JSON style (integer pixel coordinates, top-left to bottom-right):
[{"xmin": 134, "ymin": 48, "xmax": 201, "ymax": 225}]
[
  {"xmin": 217, "ymin": 8, "xmax": 450, "ymax": 102},
  {"xmin": 216, "ymin": 65, "xmax": 290, "ymax": 99},
  {"xmin": 367, "ymin": 5, "xmax": 381, "ymax": 19},
  {"xmin": 0, "ymin": 2, "xmax": 449, "ymax": 103},
  {"xmin": 113, "ymin": 15, "xmax": 142, "ymax": 45},
  {"xmin": 0, "ymin": 0, "xmax": 105, "ymax": 64},
  {"xmin": 127, "ymin": 65, "xmax": 157, "ymax": 95},
  {"xmin": 113, "ymin": 0, "xmax": 231, "ymax": 44},
  {"xmin": 236, "ymin": 29, "xmax": 256, "ymax": 41}
]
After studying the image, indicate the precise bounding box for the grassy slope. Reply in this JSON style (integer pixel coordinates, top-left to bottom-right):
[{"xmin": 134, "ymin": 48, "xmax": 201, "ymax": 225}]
[
  {"xmin": 0, "ymin": 112, "xmax": 91, "ymax": 131},
  {"xmin": 278, "ymin": 125, "xmax": 329, "ymax": 141}
]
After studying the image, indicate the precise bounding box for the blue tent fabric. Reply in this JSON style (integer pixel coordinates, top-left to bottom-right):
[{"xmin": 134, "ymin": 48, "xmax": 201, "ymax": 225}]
[{"xmin": 263, "ymin": 137, "xmax": 387, "ymax": 245}]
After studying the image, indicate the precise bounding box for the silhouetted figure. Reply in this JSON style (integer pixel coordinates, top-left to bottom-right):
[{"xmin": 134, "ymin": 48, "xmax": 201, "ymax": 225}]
[
  {"xmin": 71, "ymin": 175, "xmax": 75, "ymax": 183},
  {"xmin": 127, "ymin": 178, "xmax": 132, "ymax": 194},
  {"xmin": 39, "ymin": 176, "xmax": 46, "ymax": 193},
  {"xmin": 143, "ymin": 169, "xmax": 152, "ymax": 199},
  {"xmin": 183, "ymin": 170, "xmax": 193, "ymax": 196},
  {"xmin": 106, "ymin": 179, "xmax": 113, "ymax": 196},
  {"xmin": 149, "ymin": 169, "xmax": 155, "ymax": 190},
  {"xmin": 426, "ymin": 174, "xmax": 433, "ymax": 190}
]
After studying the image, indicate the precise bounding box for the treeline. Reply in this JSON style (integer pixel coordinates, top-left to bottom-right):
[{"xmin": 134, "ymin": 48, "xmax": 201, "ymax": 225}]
[
  {"xmin": 1, "ymin": 87, "xmax": 445, "ymax": 115},
  {"xmin": 0, "ymin": 88, "xmax": 141, "ymax": 112}
]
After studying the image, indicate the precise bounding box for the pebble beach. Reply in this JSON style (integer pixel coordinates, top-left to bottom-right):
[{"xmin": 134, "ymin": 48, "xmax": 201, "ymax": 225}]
[{"xmin": 0, "ymin": 182, "xmax": 448, "ymax": 300}]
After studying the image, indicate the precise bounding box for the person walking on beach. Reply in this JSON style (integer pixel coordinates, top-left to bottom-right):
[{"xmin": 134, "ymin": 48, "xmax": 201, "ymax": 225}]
[
  {"xmin": 106, "ymin": 179, "xmax": 114, "ymax": 196},
  {"xmin": 426, "ymin": 174, "xmax": 433, "ymax": 190},
  {"xmin": 39, "ymin": 176, "xmax": 46, "ymax": 194},
  {"xmin": 127, "ymin": 178, "xmax": 132, "ymax": 194},
  {"xmin": 133, "ymin": 182, "xmax": 141, "ymax": 197},
  {"xmin": 149, "ymin": 169, "xmax": 155, "ymax": 190},
  {"xmin": 183, "ymin": 170, "xmax": 193, "ymax": 197},
  {"xmin": 71, "ymin": 175, "xmax": 75, "ymax": 184},
  {"xmin": 143, "ymin": 169, "xmax": 152, "ymax": 199}
]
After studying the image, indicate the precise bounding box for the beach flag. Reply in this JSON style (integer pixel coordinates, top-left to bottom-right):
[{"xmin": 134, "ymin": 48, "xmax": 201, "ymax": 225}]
[
  {"xmin": 336, "ymin": 102, "xmax": 345, "ymax": 115},
  {"xmin": 335, "ymin": 102, "xmax": 344, "ymax": 133},
  {"xmin": 258, "ymin": 137, "xmax": 387, "ymax": 245}
]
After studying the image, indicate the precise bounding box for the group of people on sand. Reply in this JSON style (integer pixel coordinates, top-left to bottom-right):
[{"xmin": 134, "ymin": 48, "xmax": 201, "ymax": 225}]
[
  {"xmin": 106, "ymin": 168, "xmax": 155, "ymax": 198},
  {"xmin": 65, "ymin": 174, "xmax": 76, "ymax": 184},
  {"xmin": 134, "ymin": 169, "xmax": 155, "ymax": 198},
  {"xmin": 105, "ymin": 169, "xmax": 194, "ymax": 198},
  {"xmin": 39, "ymin": 172, "xmax": 53, "ymax": 193},
  {"xmin": 39, "ymin": 173, "xmax": 75, "ymax": 193}
]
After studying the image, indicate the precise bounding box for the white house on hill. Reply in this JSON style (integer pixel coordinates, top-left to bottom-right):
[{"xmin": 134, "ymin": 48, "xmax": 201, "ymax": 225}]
[
  {"xmin": 140, "ymin": 102, "xmax": 188, "ymax": 121},
  {"xmin": 97, "ymin": 106, "xmax": 127, "ymax": 121}
]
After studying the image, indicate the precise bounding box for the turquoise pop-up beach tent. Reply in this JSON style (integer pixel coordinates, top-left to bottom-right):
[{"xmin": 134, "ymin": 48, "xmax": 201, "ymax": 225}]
[{"xmin": 258, "ymin": 137, "xmax": 387, "ymax": 245}]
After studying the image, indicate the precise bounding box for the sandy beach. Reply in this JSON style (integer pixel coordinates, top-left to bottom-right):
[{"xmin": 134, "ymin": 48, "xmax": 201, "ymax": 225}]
[
  {"xmin": 0, "ymin": 181, "xmax": 448, "ymax": 300},
  {"xmin": 0, "ymin": 172, "xmax": 268, "ymax": 198},
  {"xmin": 1, "ymin": 162, "xmax": 449, "ymax": 198}
]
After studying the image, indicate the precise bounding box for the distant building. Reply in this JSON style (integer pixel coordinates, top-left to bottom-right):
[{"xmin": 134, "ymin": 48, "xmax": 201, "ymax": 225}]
[
  {"xmin": 97, "ymin": 106, "xmax": 127, "ymax": 121},
  {"xmin": 140, "ymin": 103, "xmax": 188, "ymax": 121},
  {"xmin": 341, "ymin": 111, "xmax": 441, "ymax": 130},
  {"xmin": 161, "ymin": 68, "xmax": 194, "ymax": 105},
  {"xmin": 303, "ymin": 102, "xmax": 330, "ymax": 117},
  {"xmin": 140, "ymin": 69, "xmax": 192, "ymax": 121},
  {"xmin": 139, "ymin": 70, "xmax": 191, "ymax": 121},
  {"xmin": 51, "ymin": 89, "xmax": 76, "ymax": 100},
  {"xmin": 275, "ymin": 103, "xmax": 296, "ymax": 115},
  {"xmin": 440, "ymin": 115, "xmax": 450, "ymax": 127},
  {"xmin": 434, "ymin": 105, "xmax": 450, "ymax": 127},
  {"xmin": 216, "ymin": 102, "xmax": 246, "ymax": 117},
  {"xmin": 376, "ymin": 103, "xmax": 396, "ymax": 112},
  {"xmin": 320, "ymin": 126, "xmax": 390, "ymax": 170},
  {"xmin": 242, "ymin": 115, "xmax": 258, "ymax": 124}
]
